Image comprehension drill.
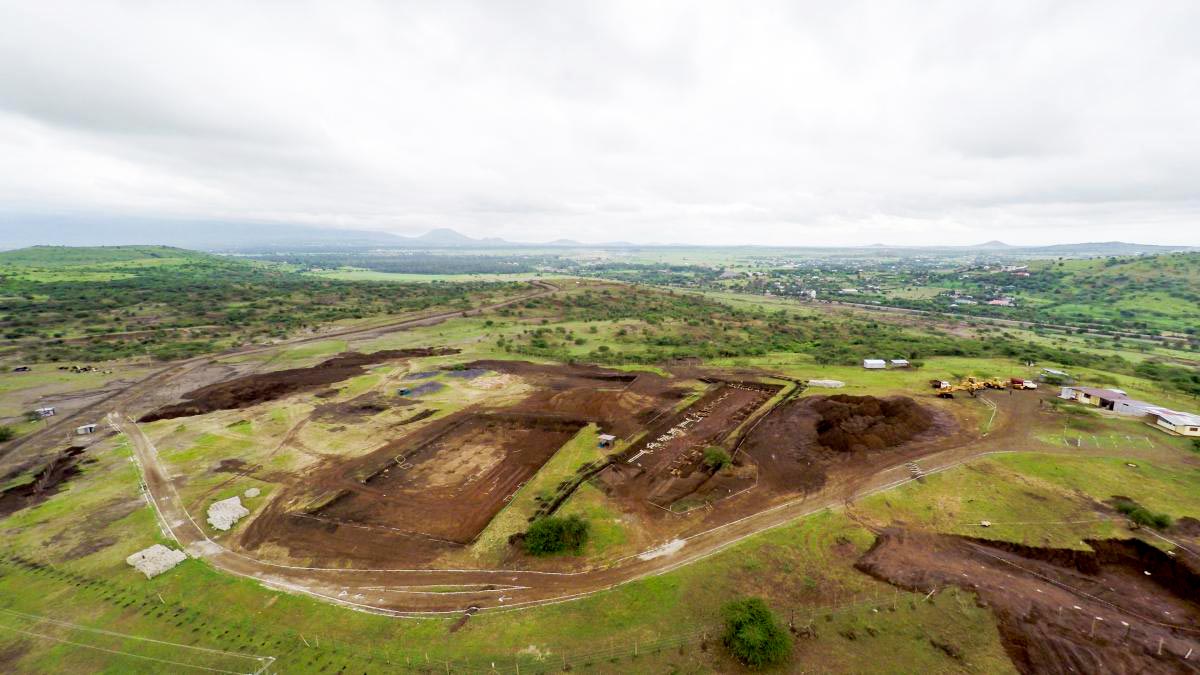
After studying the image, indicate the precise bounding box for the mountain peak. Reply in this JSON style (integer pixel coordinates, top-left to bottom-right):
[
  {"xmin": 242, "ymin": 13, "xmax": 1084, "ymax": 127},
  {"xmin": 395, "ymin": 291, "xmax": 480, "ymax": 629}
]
[
  {"xmin": 973, "ymin": 240, "xmax": 1012, "ymax": 248},
  {"xmin": 416, "ymin": 228, "xmax": 475, "ymax": 244}
]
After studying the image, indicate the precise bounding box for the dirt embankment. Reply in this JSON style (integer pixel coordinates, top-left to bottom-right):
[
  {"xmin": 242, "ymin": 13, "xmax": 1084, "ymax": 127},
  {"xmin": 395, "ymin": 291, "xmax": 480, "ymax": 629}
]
[
  {"xmin": 856, "ymin": 527, "xmax": 1200, "ymax": 674},
  {"xmin": 739, "ymin": 394, "xmax": 944, "ymax": 495},
  {"xmin": 138, "ymin": 348, "xmax": 458, "ymax": 421},
  {"xmin": 0, "ymin": 447, "xmax": 92, "ymax": 518}
]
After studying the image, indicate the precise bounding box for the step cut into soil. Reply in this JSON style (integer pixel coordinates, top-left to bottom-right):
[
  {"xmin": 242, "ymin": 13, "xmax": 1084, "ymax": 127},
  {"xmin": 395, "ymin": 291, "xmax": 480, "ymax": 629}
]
[
  {"xmin": 856, "ymin": 527, "xmax": 1200, "ymax": 675},
  {"xmin": 139, "ymin": 348, "xmax": 458, "ymax": 421}
]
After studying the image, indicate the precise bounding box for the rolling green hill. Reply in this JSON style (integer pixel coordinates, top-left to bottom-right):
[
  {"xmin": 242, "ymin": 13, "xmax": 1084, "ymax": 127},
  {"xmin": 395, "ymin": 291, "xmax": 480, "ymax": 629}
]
[
  {"xmin": 0, "ymin": 246, "xmax": 518, "ymax": 362},
  {"xmin": 1012, "ymin": 253, "xmax": 1200, "ymax": 335}
]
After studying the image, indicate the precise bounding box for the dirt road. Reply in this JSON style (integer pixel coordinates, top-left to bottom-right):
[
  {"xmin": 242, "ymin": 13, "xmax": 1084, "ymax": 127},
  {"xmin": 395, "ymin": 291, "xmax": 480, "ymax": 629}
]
[
  {"xmin": 2, "ymin": 280, "xmax": 558, "ymax": 464},
  {"xmin": 110, "ymin": 392, "xmax": 1087, "ymax": 618}
]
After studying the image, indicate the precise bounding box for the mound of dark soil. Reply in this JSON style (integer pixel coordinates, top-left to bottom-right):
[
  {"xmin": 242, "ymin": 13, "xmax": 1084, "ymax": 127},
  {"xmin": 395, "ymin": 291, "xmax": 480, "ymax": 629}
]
[
  {"xmin": 139, "ymin": 347, "xmax": 457, "ymax": 421},
  {"xmin": 810, "ymin": 395, "xmax": 933, "ymax": 453},
  {"xmin": 0, "ymin": 447, "xmax": 91, "ymax": 518}
]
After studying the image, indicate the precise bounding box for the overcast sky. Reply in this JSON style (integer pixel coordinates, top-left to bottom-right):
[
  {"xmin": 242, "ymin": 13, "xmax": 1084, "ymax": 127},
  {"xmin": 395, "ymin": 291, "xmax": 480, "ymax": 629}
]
[{"xmin": 1, "ymin": 1, "xmax": 1198, "ymax": 246}]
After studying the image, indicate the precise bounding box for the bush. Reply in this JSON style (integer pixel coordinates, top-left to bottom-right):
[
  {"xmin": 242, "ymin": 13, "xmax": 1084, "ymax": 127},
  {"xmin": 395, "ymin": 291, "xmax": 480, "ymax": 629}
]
[
  {"xmin": 0, "ymin": 425, "xmax": 14, "ymax": 442},
  {"xmin": 1192, "ymin": 439, "xmax": 1200, "ymax": 453},
  {"xmin": 703, "ymin": 446, "xmax": 732, "ymax": 471},
  {"xmin": 1113, "ymin": 499, "xmax": 1173, "ymax": 529},
  {"xmin": 523, "ymin": 515, "xmax": 589, "ymax": 556},
  {"xmin": 721, "ymin": 597, "xmax": 791, "ymax": 668}
]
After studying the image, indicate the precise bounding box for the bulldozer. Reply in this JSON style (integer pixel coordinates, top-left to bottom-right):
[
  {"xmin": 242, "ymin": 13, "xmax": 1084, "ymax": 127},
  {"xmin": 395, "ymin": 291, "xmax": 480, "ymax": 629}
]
[{"xmin": 929, "ymin": 376, "xmax": 1008, "ymax": 398}]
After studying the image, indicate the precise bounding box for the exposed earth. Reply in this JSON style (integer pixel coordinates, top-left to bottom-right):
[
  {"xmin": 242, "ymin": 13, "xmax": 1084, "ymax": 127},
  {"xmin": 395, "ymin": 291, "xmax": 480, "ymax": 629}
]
[{"xmin": 856, "ymin": 527, "xmax": 1200, "ymax": 674}]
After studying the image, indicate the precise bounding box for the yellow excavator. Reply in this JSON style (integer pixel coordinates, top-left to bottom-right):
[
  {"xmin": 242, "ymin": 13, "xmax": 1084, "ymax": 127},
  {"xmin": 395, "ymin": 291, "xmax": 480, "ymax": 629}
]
[{"xmin": 929, "ymin": 376, "xmax": 1007, "ymax": 398}]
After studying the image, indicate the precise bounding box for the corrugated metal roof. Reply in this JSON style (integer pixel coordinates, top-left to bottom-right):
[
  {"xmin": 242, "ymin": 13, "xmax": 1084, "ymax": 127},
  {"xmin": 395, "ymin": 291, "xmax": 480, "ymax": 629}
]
[
  {"xmin": 1070, "ymin": 387, "xmax": 1127, "ymax": 399},
  {"xmin": 1155, "ymin": 410, "xmax": 1200, "ymax": 426}
]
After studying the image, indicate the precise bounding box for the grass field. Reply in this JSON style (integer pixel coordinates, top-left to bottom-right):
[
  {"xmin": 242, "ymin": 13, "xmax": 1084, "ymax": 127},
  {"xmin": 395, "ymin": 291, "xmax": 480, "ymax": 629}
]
[{"xmin": 3, "ymin": 246, "xmax": 1200, "ymax": 672}]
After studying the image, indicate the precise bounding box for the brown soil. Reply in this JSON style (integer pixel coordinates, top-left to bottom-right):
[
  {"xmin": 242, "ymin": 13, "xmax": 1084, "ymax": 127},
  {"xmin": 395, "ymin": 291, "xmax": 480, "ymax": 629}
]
[
  {"xmin": 810, "ymin": 395, "xmax": 933, "ymax": 453},
  {"xmin": 0, "ymin": 447, "xmax": 92, "ymax": 518},
  {"xmin": 599, "ymin": 382, "xmax": 782, "ymax": 510},
  {"xmin": 235, "ymin": 361, "xmax": 689, "ymax": 565},
  {"xmin": 138, "ymin": 348, "xmax": 458, "ymax": 421},
  {"xmin": 1170, "ymin": 516, "xmax": 1200, "ymax": 538},
  {"xmin": 465, "ymin": 360, "xmax": 684, "ymax": 438},
  {"xmin": 856, "ymin": 527, "xmax": 1200, "ymax": 674},
  {"xmin": 311, "ymin": 392, "xmax": 411, "ymax": 423},
  {"xmin": 394, "ymin": 408, "xmax": 437, "ymax": 426},
  {"xmin": 738, "ymin": 395, "xmax": 944, "ymax": 495},
  {"xmin": 241, "ymin": 413, "xmax": 587, "ymax": 563}
]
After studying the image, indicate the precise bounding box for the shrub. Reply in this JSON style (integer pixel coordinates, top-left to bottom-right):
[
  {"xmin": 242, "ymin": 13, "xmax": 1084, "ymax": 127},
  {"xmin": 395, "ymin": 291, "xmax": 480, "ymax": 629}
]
[
  {"xmin": 703, "ymin": 446, "xmax": 732, "ymax": 471},
  {"xmin": 523, "ymin": 515, "xmax": 589, "ymax": 555},
  {"xmin": 721, "ymin": 597, "xmax": 791, "ymax": 668},
  {"xmin": 1192, "ymin": 439, "xmax": 1200, "ymax": 453},
  {"xmin": 1112, "ymin": 498, "xmax": 1173, "ymax": 529},
  {"xmin": 0, "ymin": 425, "xmax": 14, "ymax": 442}
]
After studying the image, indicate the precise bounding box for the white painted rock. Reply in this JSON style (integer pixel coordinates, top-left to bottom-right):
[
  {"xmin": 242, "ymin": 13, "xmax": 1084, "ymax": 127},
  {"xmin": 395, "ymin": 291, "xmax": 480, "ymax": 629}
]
[
  {"xmin": 808, "ymin": 379, "xmax": 845, "ymax": 388},
  {"xmin": 244, "ymin": 487, "xmax": 261, "ymax": 498},
  {"xmin": 126, "ymin": 544, "xmax": 187, "ymax": 578},
  {"xmin": 207, "ymin": 496, "xmax": 250, "ymax": 531}
]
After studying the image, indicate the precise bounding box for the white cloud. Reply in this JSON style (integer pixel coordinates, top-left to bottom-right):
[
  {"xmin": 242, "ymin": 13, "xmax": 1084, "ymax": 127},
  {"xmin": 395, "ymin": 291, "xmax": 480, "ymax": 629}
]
[{"xmin": 0, "ymin": 0, "xmax": 1197, "ymax": 245}]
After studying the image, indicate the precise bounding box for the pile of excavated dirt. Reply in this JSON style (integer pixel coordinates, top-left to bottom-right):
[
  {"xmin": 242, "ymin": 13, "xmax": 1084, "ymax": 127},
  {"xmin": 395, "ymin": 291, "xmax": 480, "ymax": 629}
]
[
  {"xmin": 0, "ymin": 447, "xmax": 91, "ymax": 518},
  {"xmin": 739, "ymin": 394, "xmax": 945, "ymax": 495},
  {"xmin": 810, "ymin": 395, "xmax": 933, "ymax": 453},
  {"xmin": 139, "ymin": 347, "xmax": 458, "ymax": 421},
  {"xmin": 856, "ymin": 527, "xmax": 1200, "ymax": 674}
]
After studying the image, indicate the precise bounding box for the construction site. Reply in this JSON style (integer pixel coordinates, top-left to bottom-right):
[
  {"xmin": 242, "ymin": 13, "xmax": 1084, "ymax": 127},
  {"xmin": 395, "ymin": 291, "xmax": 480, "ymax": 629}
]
[{"xmin": 3, "ymin": 297, "xmax": 1197, "ymax": 673}]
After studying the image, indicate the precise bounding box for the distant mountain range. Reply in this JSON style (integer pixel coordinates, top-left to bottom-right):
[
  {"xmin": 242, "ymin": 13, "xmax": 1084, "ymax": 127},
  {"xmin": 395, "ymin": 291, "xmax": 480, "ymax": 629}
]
[{"xmin": 0, "ymin": 213, "xmax": 1193, "ymax": 255}]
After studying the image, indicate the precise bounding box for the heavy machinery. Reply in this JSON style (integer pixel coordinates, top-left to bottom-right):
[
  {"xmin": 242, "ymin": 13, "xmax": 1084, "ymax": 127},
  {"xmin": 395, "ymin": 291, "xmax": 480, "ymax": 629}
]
[{"xmin": 929, "ymin": 376, "xmax": 1008, "ymax": 398}]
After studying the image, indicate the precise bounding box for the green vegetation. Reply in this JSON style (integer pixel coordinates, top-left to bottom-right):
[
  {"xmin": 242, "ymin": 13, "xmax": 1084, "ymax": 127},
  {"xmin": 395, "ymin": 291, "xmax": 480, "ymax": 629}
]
[
  {"xmin": 2, "ymin": 243, "xmax": 1199, "ymax": 673},
  {"xmin": 703, "ymin": 446, "xmax": 732, "ymax": 471},
  {"xmin": 0, "ymin": 425, "xmax": 14, "ymax": 442},
  {"xmin": 721, "ymin": 597, "xmax": 792, "ymax": 668},
  {"xmin": 260, "ymin": 251, "xmax": 566, "ymax": 275},
  {"xmin": 1112, "ymin": 498, "xmax": 1173, "ymax": 530},
  {"xmin": 524, "ymin": 515, "xmax": 590, "ymax": 555},
  {"xmin": 0, "ymin": 246, "xmax": 527, "ymax": 363}
]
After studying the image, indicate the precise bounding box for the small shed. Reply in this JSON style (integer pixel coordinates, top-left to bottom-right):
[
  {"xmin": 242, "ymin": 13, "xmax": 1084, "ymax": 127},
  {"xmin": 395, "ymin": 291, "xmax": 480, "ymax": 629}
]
[
  {"xmin": 597, "ymin": 434, "xmax": 617, "ymax": 448},
  {"xmin": 76, "ymin": 423, "xmax": 97, "ymax": 435},
  {"xmin": 890, "ymin": 359, "xmax": 910, "ymax": 368},
  {"xmin": 1151, "ymin": 410, "xmax": 1200, "ymax": 437},
  {"xmin": 35, "ymin": 407, "xmax": 56, "ymax": 417},
  {"xmin": 862, "ymin": 359, "xmax": 886, "ymax": 369}
]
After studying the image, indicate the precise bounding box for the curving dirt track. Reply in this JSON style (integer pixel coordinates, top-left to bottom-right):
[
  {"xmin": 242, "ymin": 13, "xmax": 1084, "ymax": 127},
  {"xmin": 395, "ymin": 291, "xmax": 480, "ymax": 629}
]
[
  {"xmin": 109, "ymin": 390, "xmax": 1054, "ymax": 618},
  {"xmin": 0, "ymin": 280, "xmax": 559, "ymax": 465}
]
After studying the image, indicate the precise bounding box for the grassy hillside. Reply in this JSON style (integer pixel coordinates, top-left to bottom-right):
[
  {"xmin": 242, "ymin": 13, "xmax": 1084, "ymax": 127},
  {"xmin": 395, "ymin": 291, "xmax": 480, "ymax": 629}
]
[
  {"xmin": 0, "ymin": 245, "xmax": 206, "ymax": 267},
  {"xmin": 1001, "ymin": 252, "xmax": 1200, "ymax": 335},
  {"xmin": 0, "ymin": 246, "xmax": 525, "ymax": 362}
]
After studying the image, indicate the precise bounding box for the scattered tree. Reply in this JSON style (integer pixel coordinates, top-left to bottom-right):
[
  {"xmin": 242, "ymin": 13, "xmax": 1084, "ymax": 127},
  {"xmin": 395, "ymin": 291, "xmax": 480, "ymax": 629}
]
[
  {"xmin": 0, "ymin": 425, "xmax": 14, "ymax": 442},
  {"xmin": 703, "ymin": 446, "xmax": 732, "ymax": 471},
  {"xmin": 721, "ymin": 597, "xmax": 791, "ymax": 668},
  {"xmin": 523, "ymin": 515, "xmax": 589, "ymax": 556}
]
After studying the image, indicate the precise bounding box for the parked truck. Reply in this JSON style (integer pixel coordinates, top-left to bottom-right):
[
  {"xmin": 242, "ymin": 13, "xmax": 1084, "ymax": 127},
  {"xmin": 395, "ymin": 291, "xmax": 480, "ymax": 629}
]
[{"xmin": 1010, "ymin": 377, "xmax": 1038, "ymax": 390}]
